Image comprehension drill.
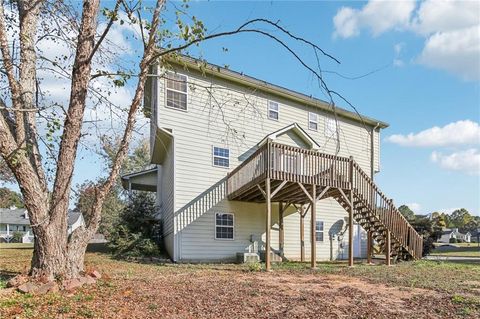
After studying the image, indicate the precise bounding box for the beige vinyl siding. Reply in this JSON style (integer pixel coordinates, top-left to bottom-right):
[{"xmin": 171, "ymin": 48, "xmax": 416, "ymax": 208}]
[
  {"xmin": 156, "ymin": 67, "xmax": 375, "ymax": 261},
  {"xmin": 160, "ymin": 140, "xmax": 175, "ymax": 258}
]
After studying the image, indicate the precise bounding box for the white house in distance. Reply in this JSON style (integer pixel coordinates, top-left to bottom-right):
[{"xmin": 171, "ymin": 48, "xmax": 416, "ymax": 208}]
[
  {"xmin": 0, "ymin": 207, "xmax": 84, "ymax": 243},
  {"xmin": 122, "ymin": 55, "xmax": 423, "ymax": 268},
  {"xmin": 438, "ymin": 228, "xmax": 471, "ymax": 243}
]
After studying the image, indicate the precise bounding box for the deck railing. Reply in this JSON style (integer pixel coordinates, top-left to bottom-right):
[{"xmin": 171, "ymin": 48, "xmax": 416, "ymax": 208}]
[
  {"xmin": 351, "ymin": 162, "xmax": 423, "ymax": 259},
  {"xmin": 226, "ymin": 141, "xmax": 423, "ymax": 259},
  {"xmin": 227, "ymin": 142, "xmax": 351, "ymax": 197}
]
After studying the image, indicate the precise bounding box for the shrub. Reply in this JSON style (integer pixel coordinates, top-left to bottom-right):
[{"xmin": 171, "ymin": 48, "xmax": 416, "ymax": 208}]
[
  {"xmin": 449, "ymin": 237, "xmax": 458, "ymax": 244},
  {"xmin": 11, "ymin": 231, "xmax": 24, "ymax": 243},
  {"xmin": 247, "ymin": 262, "xmax": 263, "ymax": 272},
  {"xmin": 108, "ymin": 225, "xmax": 160, "ymax": 257}
]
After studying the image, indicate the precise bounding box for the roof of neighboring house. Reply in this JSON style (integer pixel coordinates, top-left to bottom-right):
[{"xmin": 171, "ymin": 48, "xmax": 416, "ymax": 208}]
[
  {"xmin": 0, "ymin": 208, "xmax": 83, "ymax": 227},
  {"xmin": 441, "ymin": 228, "xmax": 469, "ymax": 237},
  {"xmin": 0, "ymin": 208, "xmax": 29, "ymax": 225},
  {"xmin": 159, "ymin": 54, "xmax": 389, "ymax": 130},
  {"xmin": 67, "ymin": 211, "xmax": 83, "ymax": 226}
]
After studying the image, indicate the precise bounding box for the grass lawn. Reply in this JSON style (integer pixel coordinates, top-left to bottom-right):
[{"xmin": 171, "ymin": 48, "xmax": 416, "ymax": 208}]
[
  {"xmin": 1, "ymin": 245, "xmax": 479, "ymax": 318},
  {"xmin": 431, "ymin": 244, "xmax": 480, "ymax": 257}
]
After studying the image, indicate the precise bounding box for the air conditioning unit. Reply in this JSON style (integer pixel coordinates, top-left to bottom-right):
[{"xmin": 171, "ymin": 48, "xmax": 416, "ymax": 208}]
[{"xmin": 236, "ymin": 252, "xmax": 260, "ymax": 264}]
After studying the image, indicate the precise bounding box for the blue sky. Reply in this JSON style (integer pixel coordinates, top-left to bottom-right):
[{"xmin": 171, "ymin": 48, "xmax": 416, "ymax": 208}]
[
  {"xmin": 4, "ymin": 1, "xmax": 479, "ymax": 216},
  {"xmin": 155, "ymin": 0, "xmax": 479, "ymax": 215}
]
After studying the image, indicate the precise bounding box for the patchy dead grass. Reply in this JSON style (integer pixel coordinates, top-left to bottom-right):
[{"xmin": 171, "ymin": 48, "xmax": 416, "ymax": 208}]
[{"xmin": 0, "ymin": 245, "xmax": 479, "ymax": 318}]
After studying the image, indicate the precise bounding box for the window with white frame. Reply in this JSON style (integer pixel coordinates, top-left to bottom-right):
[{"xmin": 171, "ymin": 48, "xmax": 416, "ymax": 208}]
[
  {"xmin": 215, "ymin": 213, "xmax": 234, "ymax": 240},
  {"xmin": 165, "ymin": 72, "xmax": 187, "ymax": 110},
  {"xmin": 308, "ymin": 112, "xmax": 318, "ymax": 131},
  {"xmin": 267, "ymin": 101, "xmax": 279, "ymax": 120},
  {"xmin": 213, "ymin": 146, "xmax": 230, "ymax": 168},
  {"xmin": 315, "ymin": 221, "xmax": 324, "ymax": 242},
  {"xmin": 325, "ymin": 117, "xmax": 337, "ymax": 137}
]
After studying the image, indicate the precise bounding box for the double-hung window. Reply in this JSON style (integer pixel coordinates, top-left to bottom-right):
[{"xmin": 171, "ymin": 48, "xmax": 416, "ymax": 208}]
[
  {"xmin": 165, "ymin": 72, "xmax": 187, "ymax": 110},
  {"xmin": 315, "ymin": 221, "xmax": 324, "ymax": 242},
  {"xmin": 325, "ymin": 117, "xmax": 337, "ymax": 137},
  {"xmin": 267, "ymin": 101, "xmax": 279, "ymax": 120},
  {"xmin": 215, "ymin": 213, "xmax": 234, "ymax": 240},
  {"xmin": 308, "ymin": 112, "xmax": 318, "ymax": 131},
  {"xmin": 213, "ymin": 146, "xmax": 230, "ymax": 168}
]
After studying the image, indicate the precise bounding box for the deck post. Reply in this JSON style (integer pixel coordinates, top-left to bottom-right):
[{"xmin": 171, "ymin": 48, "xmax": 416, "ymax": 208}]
[
  {"xmin": 367, "ymin": 230, "xmax": 373, "ymax": 264},
  {"xmin": 348, "ymin": 190, "xmax": 354, "ymax": 267},
  {"xmin": 311, "ymin": 185, "xmax": 317, "ymax": 269},
  {"xmin": 279, "ymin": 202, "xmax": 284, "ymax": 259},
  {"xmin": 265, "ymin": 178, "xmax": 272, "ymax": 271},
  {"xmin": 385, "ymin": 229, "xmax": 391, "ymax": 266},
  {"xmin": 300, "ymin": 205, "xmax": 305, "ymax": 262}
]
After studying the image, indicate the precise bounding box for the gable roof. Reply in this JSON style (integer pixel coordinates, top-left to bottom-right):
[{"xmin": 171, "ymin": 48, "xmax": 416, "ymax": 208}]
[
  {"xmin": 258, "ymin": 123, "xmax": 321, "ymax": 150},
  {"xmin": 160, "ymin": 54, "xmax": 389, "ymax": 130},
  {"xmin": 0, "ymin": 208, "xmax": 29, "ymax": 225},
  {"xmin": 0, "ymin": 208, "xmax": 83, "ymax": 227}
]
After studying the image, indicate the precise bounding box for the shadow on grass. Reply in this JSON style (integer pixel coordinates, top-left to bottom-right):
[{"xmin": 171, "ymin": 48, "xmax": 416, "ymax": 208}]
[{"xmin": 0, "ymin": 269, "xmax": 19, "ymax": 284}]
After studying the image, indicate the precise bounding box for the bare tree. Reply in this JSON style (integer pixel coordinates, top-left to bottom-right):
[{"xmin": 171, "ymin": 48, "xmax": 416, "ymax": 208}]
[{"xmin": 0, "ymin": 0, "xmax": 350, "ymax": 282}]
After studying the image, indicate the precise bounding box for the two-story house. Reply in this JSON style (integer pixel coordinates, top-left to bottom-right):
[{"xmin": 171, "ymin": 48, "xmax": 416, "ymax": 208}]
[{"xmin": 122, "ymin": 55, "xmax": 422, "ymax": 269}]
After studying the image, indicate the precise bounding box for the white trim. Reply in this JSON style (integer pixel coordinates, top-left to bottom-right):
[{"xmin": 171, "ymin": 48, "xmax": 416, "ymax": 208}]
[
  {"xmin": 267, "ymin": 100, "xmax": 279, "ymax": 121},
  {"xmin": 212, "ymin": 145, "xmax": 230, "ymax": 168},
  {"xmin": 214, "ymin": 212, "xmax": 235, "ymax": 241},
  {"xmin": 308, "ymin": 112, "xmax": 318, "ymax": 131},
  {"xmin": 258, "ymin": 123, "xmax": 321, "ymax": 150},
  {"xmin": 165, "ymin": 71, "xmax": 188, "ymax": 111}
]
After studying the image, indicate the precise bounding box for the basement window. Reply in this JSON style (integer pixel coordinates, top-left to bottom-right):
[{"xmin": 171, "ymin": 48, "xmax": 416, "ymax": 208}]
[
  {"xmin": 213, "ymin": 146, "xmax": 230, "ymax": 168},
  {"xmin": 215, "ymin": 213, "xmax": 234, "ymax": 240},
  {"xmin": 267, "ymin": 101, "xmax": 279, "ymax": 120},
  {"xmin": 315, "ymin": 221, "xmax": 324, "ymax": 242},
  {"xmin": 308, "ymin": 112, "xmax": 318, "ymax": 131},
  {"xmin": 165, "ymin": 72, "xmax": 188, "ymax": 110}
]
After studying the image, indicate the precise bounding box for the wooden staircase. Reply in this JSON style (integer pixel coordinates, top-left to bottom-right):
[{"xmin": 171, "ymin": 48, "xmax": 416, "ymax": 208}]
[
  {"xmin": 332, "ymin": 161, "xmax": 423, "ymax": 261},
  {"xmin": 227, "ymin": 141, "xmax": 423, "ymax": 261}
]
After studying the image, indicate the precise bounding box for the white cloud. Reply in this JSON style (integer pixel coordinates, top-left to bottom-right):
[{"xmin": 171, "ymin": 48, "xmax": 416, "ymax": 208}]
[
  {"xmin": 333, "ymin": 0, "xmax": 416, "ymax": 38},
  {"xmin": 393, "ymin": 42, "xmax": 405, "ymax": 67},
  {"xmin": 411, "ymin": 0, "xmax": 480, "ymax": 35},
  {"xmin": 386, "ymin": 120, "xmax": 480, "ymax": 147},
  {"xmin": 417, "ymin": 25, "xmax": 480, "ymax": 81},
  {"xmin": 332, "ymin": 0, "xmax": 480, "ymax": 81},
  {"xmin": 431, "ymin": 148, "xmax": 480, "ymax": 175},
  {"xmin": 407, "ymin": 202, "xmax": 422, "ymax": 213}
]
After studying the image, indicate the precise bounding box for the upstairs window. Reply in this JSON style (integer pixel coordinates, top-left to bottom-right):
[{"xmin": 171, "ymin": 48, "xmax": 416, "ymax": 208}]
[
  {"xmin": 308, "ymin": 112, "xmax": 318, "ymax": 131},
  {"xmin": 165, "ymin": 72, "xmax": 187, "ymax": 110},
  {"xmin": 315, "ymin": 221, "xmax": 324, "ymax": 242},
  {"xmin": 267, "ymin": 101, "xmax": 279, "ymax": 120},
  {"xmin": 213, "ymin": 146, "xmax": 230, "ymax": 168},
  {"xmin": 215, "ymin": 213, "xmax": 234, "ymax": 240},
  {"xmin": 325, "ymin": 117, "xmax": 337, "ymax": 137}
]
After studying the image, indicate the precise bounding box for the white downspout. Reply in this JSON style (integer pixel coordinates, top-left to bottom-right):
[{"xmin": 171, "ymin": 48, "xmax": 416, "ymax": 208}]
[{"xmin": 371, "ymin": 123, "xmax": 380, "ymax": 180}]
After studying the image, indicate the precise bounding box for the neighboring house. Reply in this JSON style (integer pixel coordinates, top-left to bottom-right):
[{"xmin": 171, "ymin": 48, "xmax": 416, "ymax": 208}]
[
  {"xmin": 122, "ymin": 55, "xmax": 422, "ymax": 266},
  {"xmin": 438, "ymin": 228, "xmax": 472, "ymax": 243},
  {"xmin": 0, "ymin": 207, "xmax": 84, "ymax": 243}
]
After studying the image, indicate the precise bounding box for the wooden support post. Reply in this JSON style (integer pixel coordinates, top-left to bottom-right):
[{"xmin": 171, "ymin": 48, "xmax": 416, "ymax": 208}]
[
  {"xmin": 265, "ymin": 178, "xmax": 272, "ymax": 271},
  {"xmin": 300, "ymin": 205, "xmax": 305, "ymax": 262},
  {"xmin": 279, "ymin": 202, "xmax": 284, "ymax": 259},
  {"xmin": 367, "ymin": 231, "xmax": 373, "ymax": 264},
  {"xmin": 311, "ymin": 185, "xmax": 317, "ymax": 269},
  {"xmin": 348, "ymin": 190, "xmax": 354, "ymax": 267},
  {"xmin": 385, "ymin": 229, "xmax": 391, "ymax": 266}
]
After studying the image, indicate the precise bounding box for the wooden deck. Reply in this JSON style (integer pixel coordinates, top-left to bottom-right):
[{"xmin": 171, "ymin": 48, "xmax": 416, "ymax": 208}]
[{"xmin": 226, "ymin": 142, "xmax": 423, "ymax": 269}]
